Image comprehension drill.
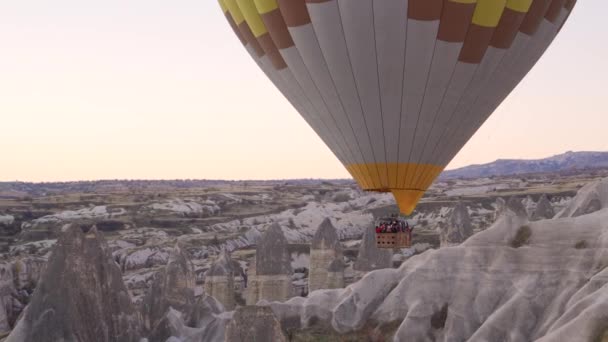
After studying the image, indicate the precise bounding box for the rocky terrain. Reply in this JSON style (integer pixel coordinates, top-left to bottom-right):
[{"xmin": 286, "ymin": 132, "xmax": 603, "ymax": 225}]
[
  {"xmin": 0, "ymin": 166, "xmax": 607, "ymax": 341},
  {"xmin": 268, "ymin": 186, "xmax": 608, "ymax": 341}
]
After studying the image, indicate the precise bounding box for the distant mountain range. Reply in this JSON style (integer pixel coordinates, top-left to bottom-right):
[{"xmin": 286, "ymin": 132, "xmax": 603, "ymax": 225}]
[{"xmin": 441, "ymin": 151, "xmax": 608, "ymax": 179}]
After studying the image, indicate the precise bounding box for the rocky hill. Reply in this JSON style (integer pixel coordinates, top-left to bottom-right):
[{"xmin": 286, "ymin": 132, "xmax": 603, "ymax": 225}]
[
  {"xmin": 267, "ymin": 179, "xmax": 608, "ymax": 341},
  {"xmin": 442, "ymin": 151, "xmax": 608, "ymax": 179}
]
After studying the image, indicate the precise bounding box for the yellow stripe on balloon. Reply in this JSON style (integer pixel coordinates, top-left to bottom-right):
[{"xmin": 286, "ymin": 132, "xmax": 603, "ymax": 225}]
[
  {"xmin": 472, "ymin": 0, "xmax": 507, "ymax": 27},
  {"xmin": 346, "ymin": 163, "xmax": 443, "ymax": 190},
  {"xmin": 391, "ymin": 190, "xmax": 425, "ymax": 215},
  {"xmin": 224, "ymin": 0, "xmax": 246, "ymax": 25},
  {"xmin": 253, "ymin": 0, "xmax": 279, "ymax": 15},
  {"xmin": 506, "ymin": 0, "xmax": 534, "ymax": 13},
  {"xmin": 218, "ymin": 0, "xmax": 228, "ymax": 13},
  {"xmin": 236, "ymin": 0, "xmax": 268, "ymax": 38}
]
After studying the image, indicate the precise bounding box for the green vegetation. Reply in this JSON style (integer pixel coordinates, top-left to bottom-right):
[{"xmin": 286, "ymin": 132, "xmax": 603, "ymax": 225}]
[{"xmin": 511, "ymin": 225, "xmax": 532, "ymax": 248}]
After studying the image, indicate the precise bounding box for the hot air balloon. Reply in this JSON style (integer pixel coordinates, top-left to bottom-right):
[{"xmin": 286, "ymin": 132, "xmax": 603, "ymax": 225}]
[{"xmin": 218, "ymin": 0, "xmax": 576, "ymax": 217}]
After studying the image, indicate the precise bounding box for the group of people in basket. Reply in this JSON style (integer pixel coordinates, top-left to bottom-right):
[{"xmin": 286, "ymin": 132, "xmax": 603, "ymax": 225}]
[{"xmin": 375, "ymin": 219, "xmax": 413, "ymax": 234}]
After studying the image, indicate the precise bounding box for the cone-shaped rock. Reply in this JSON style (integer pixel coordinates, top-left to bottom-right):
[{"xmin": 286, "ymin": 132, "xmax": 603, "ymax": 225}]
[
  {"xmin": 255, "ymin": 223, "xmax": 292, "ymax": 302},
  {"xmin": 6, "ymin": 225, "xmax": 142, "ymax": 342},
  {"xmin": 531, "ymin": 195, "xmax": 555, "ymax": 221},
  {"xmin": 311, "ymin": 218, "xmax": 341, "ymax": 251},
  {"xmin": 245, "ymin": 256, "xmax": 259, "ymax": 305},
  {"xmin": 354, "ymin": 225, "xmax": 392, "ymax": 272},
  {"xmin": 154, "ymin": 296, "xmax": 227, "ymax": 342},
  {"xmin": 326, "ymin": 258, "xmax": 345, "ymax": 289},
  {"xmin": 142, "ymin": 243, "xmax": 201, "ymax": 340},
  {"xmin": 204, "ymin": 250, "xmax": 236, "ymax": 310},
  {"xmin": 309, "ymin": 218, "xmax": 342, "ymax": 292},
  {"xmin": 440, "ymin": 202, "xmax": 474, "ymax": 247},
  {"xmin": 225, "ymin": 306, "xmax": 287, "ymax": 342},
  {"xmin": 505, "ymin": 197, "xmax": 528, "ymax": 218}
]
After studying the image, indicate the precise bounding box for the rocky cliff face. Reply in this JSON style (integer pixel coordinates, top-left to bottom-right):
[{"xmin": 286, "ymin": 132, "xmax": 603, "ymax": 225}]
[
  {"xmin": 267, "ymin": 202, "xmax": 608, "ymax": 341},
  {"xmin": 6, "ymin": 225, "xmax": 142, "ymax": 342},
  {"xmin": 556, "ymin": 178, "xmax": 608, "ymax": 218},
  {"xmin": 0, "ymin": 262, "xmax": 14, "ymax": 334}
]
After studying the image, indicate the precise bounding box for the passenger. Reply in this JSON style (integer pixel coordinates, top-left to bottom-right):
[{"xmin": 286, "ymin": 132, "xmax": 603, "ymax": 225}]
[{"xmin": 375, "ymin": 225, "xmax": 381, "ymax": 233}]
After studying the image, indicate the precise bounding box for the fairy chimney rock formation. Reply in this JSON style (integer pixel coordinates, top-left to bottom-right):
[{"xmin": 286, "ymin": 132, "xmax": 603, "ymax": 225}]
[
  {"xmin": 141, "ymin": 243, "xmax": 200, "ymax": 340},
  {"xmin": 441, "ymin": 202, "xmax": 474, "ymax": 247},
  {"xmin": 532, "ymin": 194, "xmax": 555, "ymax": 220},
  {"xmin": 309, "ymin": 218, "xmax": 342, "ymax": 292},
  {"xmin": 254, "ymin": 223, "xmax": 292, "ymax": 303},
  {"xmin": 204, "ymin": 250, "xmax": 236, "ymax": 310},
  {"xmin": 245, "ymin": 256, "xmax": 259, "ymax": 305},
  {"xmin": 326, "ymin": 258, "xmax": 346, "ymax": 289},
  {"xmin": 354, "ymin": 224, "xmax": 392, "ymax": 272},
  {"xmin": 6, "ymin": 225, "xmax": 142, "ymax": 342}
]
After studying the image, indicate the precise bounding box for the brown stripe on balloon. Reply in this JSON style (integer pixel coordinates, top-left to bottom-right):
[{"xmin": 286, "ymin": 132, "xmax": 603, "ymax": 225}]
[
  {"xmin": 546, "ymin": 0, "xmax": 567, "ymax": 23},
  {"xmin": 278, "ymin": 0, "xmax": 312, "ymax": 27},
  {"xmin": 409, "ymin": 0, "xmax": 444, "ymax": 21},
  {"xmin": 565, "ymin": 0, "xmax": 576, "ymax": 11},
  {"xmin": 260, "ymin": 8, "xmax": 295, "ymax": 49},
  {"xmin": 238, "ymin": 22, "xmax": 265, "ymax": 57},
  {"xmin": 437, "ymin": 1, "xmax": 476, "ymax": 42},
  {"xmin": 225, "ymin": 13, "xmax": 247, "ymax": 46},
  {"xmin": 258, "ymin": 34, "xmax": 288, "ymax": 70},
  {"xmin": 490, "ymin": 8, "xmax": 526, "ymax": 49},
  {"xmin": 558, "ymin": 0, "xmax": 576, "ymax": 32},
  {"xmin": 459, "ymin": 25, "xmax": 495, "ymax": 64},
  {"xmin": 520, "ymin": 0, "xmax": 552, "ymax": 35}
]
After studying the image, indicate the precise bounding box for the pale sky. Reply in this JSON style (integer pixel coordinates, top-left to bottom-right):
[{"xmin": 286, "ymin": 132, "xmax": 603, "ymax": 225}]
[{"xmin": 0, "ymin": 1, "xmax": 605, "ymax": 182}]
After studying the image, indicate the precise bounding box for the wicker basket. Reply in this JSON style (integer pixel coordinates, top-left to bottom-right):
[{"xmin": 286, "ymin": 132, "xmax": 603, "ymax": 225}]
[{"xmin": 376, "ymin": 232, "xmax": 411, "ymax": 249}]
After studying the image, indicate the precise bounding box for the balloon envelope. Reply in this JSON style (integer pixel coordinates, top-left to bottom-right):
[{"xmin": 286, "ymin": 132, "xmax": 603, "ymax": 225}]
[{"xmin": 218, "ymin": 0, "xmax": 576, "ymax": 214}]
